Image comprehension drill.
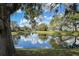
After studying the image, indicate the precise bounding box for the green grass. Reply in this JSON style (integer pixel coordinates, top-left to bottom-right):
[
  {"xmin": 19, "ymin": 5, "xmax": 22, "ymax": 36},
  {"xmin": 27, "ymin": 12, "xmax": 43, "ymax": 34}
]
[
  {"xmin": 34, "ymin": 31, "xmax": 79, "ymax": 36},
  {"xmin": 12, "ymin": 31, "xmax": 79, "ymax": 36},
  {"xmin": 11, "ymin": 32, "xmax": 18, "ymax": 35},
  {"xmin": 15, "ymin": 48, "xmax": 79, "ymax": 56},
  {"xmin": 11, "ymin": 31, "xmax": 30, "ymax": 36}
]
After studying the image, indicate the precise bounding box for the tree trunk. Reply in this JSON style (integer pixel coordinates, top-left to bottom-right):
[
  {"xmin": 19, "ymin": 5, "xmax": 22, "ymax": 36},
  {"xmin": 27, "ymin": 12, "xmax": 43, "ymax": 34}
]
[
  {"xmin": 59, "ymin": 25, "xmax": 62, "ymax": 41},
  {"xmin": 0, "ymin": 4, "xmax": 21, "ymax": 56},
  {"xmin": 0, "ymin": 5, "xmax": 15, "ymax": 56},
  {"xmin": 58, "ymin": 25, "xmax": 63, "ymax": 46},
  {"xmin": 74, "ymin": 21, "xmax": 77, "ymax": 44}
]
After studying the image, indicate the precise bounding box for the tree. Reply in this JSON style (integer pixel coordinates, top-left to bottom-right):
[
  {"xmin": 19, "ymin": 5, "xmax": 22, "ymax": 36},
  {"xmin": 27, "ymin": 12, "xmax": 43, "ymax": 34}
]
[
  {"xmin": 23, "ymin": 3, "xmax": 60, "ymax": 30},
  {"xmin": 64, "ymin": 3, "xmax": 79, "ymax": 46},
  {"xmin": 0, "ymin": 4, "xmax": 21, "ymax": 55},
  {"xmin": 23, "ymin": 4, "xmax": 42, "ymax": 30},
  {"xmin": 38, "ymin": 23, "xmax": 48, "ymax": 31},
  {"xmin": 37, "ymin": 23, "xmax": 48, "ymax": 40},
  {"xmin": 49, "ymin": 16, "xmax": 63, "ymax": 48},
  {"xmin": 10, "ymin": 21, "xmax": 19, "ymax": 31},
  {"xmin": 49, "ymin": 3, "xmax": 79, "ymax": 48}
]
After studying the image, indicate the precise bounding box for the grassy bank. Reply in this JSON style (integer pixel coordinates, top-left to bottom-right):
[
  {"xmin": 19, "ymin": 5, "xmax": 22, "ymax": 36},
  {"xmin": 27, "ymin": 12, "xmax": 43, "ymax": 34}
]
[
  {"xmin": 11, "ymin": 31, "xmax": 30, "ymax": 36},
  {"xmin": 34, "ymin": 31, "xmax": 79, "ymax": 36},
  {"xmin": 15, "ymin": 48, "xmax": 79, "ymax": 56},
  {"xmin": 12, "ymin": 31, "xmax": 79, "ymax": 36}
]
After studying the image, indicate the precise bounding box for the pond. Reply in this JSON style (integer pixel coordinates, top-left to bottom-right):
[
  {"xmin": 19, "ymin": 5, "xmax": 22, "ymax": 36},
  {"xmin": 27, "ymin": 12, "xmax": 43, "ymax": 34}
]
[
  {"xmin": 12, "ymin": 32, "xmax": 79, "ymax": 49},
  {"xmin": 13, "ymin": 33, "xmax": 52, "ymax": 48}
]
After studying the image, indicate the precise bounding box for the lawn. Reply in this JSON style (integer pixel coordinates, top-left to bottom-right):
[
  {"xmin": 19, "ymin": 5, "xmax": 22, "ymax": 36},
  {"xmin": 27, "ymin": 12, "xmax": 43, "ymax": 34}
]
[
  {"xmin": 12, "ymin": 31, "xmax": 79, "ymax": 36},
  {"xmin": 33, "ymin": 31, "xmax": 79, "ymax": 36},
  {"xmin": 15, "ymin": 48, "xmax": 79, "ymax": 56}
]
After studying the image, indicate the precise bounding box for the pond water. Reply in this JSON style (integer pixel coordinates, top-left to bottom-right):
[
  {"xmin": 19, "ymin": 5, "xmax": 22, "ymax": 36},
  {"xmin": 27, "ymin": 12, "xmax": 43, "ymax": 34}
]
[
  {"xmin": 13, "ymin": 33, "xmax": 52, "ymax": 48},
  {"xmin": 13, "ymin": 33, "xmax": 79, "ymax": 48}
]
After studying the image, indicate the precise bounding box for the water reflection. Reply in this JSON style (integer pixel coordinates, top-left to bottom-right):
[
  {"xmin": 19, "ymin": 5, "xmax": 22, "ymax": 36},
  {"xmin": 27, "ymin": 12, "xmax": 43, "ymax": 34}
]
[
  {"xmin": 13, "ymin": 32, "xmax": 79, "ymax": 48},
  {"xmin": 13, "ymin": 33, "xmax": 52, "ymax": 48}
]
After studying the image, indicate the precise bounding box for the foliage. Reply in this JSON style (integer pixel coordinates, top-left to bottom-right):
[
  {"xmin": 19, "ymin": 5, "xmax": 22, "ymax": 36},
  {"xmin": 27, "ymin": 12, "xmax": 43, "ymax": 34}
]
[
  {"xmin": 37, "ymin": 23, "xmax": 48, "ymax": 31},
  {"xmin": 24, "ymin": 4, "xmax": 43, "ymax": 29},
  {"xmin": 25, "ymin": 4, "xmax": 42, "ymax": 19},
  {"xmin": 68, "ymin": 13, "xmax": 79, "ymax": 21},
  {"xmin": 49, "ymin": 39, "xmax": 60, "ymax": 48},
  {"xmin": 49, "ymin": 16, "xmax": 63, "ymax": 29},
  {"xmin": 34, "ymin": 31, "xmax": 79, "ymax": 36},
  {"xmin": 37, "ymin": 23, "xmax": 48, "ymax": 40}
]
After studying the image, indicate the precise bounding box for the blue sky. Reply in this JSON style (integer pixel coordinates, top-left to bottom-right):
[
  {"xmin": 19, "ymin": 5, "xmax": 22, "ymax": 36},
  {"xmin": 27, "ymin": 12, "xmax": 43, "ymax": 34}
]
[
  {"xmin": 10, "ymin": 4, "xmax": 66, "ymax": 25},
  {"xmin": 10, "ymin": 9, "xmax": 25, "ymax": 24}
]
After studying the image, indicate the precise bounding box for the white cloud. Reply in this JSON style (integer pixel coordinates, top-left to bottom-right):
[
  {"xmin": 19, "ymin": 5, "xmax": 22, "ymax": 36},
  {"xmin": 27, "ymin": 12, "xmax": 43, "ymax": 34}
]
[
  {"xmin": 44, "ymin": 15, "xmax": 52, "ymax": 20},
  {"xmin": 76, "ymin": 40, "xmax": 79, "ymax": 44},
  {"xmin": 32, "ymin": 39, "xmax": 38, "ymax": 44},
  {"xmin": 21, "ymin": 34, "xmax": 39, "ymax": 45},
  {"xmin": 44, "ymin": 16, "xmax": 47, "ymax": 18},
  {"xmin": 19, "ymin": 34, "xmax": 48, "ymax": 45},
  {"xmin": 38, "ymin": 22, "xmax": 44, "ymax": 25},
  {"xmin": 45, "ymin": 46, "xmax": 49, "ymax": 48},
  {"xmin": 16, "ymin": 9, "xmax": 22, "ymax": 13},
  {"xmin": 30, "ymin": 34, "xmax": 38, "ymax": 44},
  {"xmin": 24, "ymin": 37, "xmax": 30, "ymax": 42},
  {"xmin": 19, "ymin": 18, "xmax": 27, "ymax": 24},
  {"xmin": 15, "ymin": 46, "xmax": 23, "ymax": 48},
  {"xmin": 65, "ymin": 38, "xmax": 75, "ymax": 45},
  {"xmin": 38, "ymin": 39, "xmax": 43, "ymax": 44},
  {"xmin": 20, "ymin": 36, "xmax": 26, "ymax": 39},
  {"xmin": 19, "ymin": 18, "xmax": 31, "ymax": 28},
  {"xmin": 49, "ymin": 16, "xmax": 52, "ymax": 20},
  {"xmin": 15, "ymin": 45, "xmax": 23, "ymax": 48},
  {"xmin": 34, "ymin": 17, "xmax": 37, "ymax": 20},
  {"xmin": 44, "ymin": 9, "xmax": 48, "ymax": 12}
]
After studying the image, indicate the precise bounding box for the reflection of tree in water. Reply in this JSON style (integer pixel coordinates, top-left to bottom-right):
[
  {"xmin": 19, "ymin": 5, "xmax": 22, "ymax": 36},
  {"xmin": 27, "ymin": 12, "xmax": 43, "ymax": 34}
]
[
  {"xmin": 37, "ymin": 23, "xmax": 48, "ymax": 40},
  {"xmin": 38, "ymin": 34, "xmax": 48, "ymax": 40},
  {"xmin": 13, "ymin": 33, "xmax": 52, "ymax": 48},
  {"xmin": 12, "ymin": 35, "xmax": 20, "ymax": 45}
]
